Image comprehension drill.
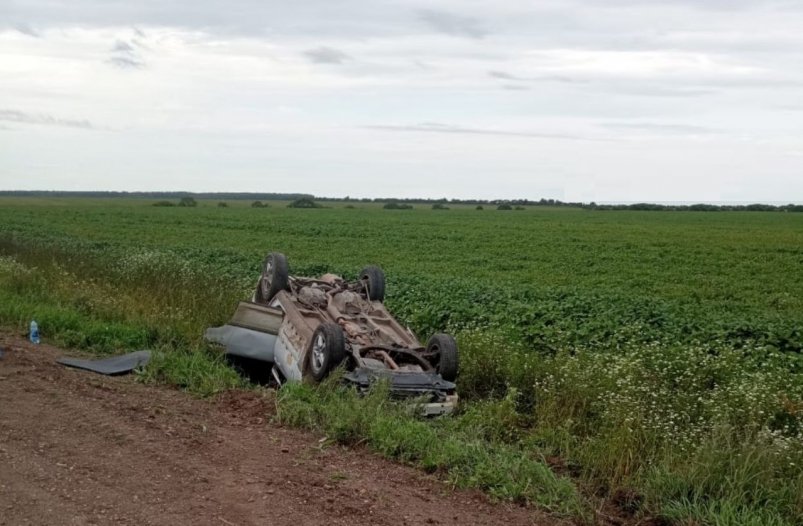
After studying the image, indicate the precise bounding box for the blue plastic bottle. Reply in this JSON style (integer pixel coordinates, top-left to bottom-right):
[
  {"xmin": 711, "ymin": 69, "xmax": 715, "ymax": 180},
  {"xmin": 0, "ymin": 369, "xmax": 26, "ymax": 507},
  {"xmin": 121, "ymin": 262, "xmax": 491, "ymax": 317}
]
[{"xmin": 29, "ymin": 320, "xmax": 40, "ymax": 344}]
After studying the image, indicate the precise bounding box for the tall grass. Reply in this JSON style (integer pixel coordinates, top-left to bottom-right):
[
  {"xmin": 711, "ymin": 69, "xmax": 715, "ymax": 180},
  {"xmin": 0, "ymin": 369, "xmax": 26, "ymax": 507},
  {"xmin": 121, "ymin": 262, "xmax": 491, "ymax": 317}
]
[
  {"xmin": 0, "ymin": 236, "xmax": 248, "ymax": 351},
  {"xmin": 276, "ymin": 375, "xmax": 585, "ymax": 518},
  {"xmin": 141, "ymin": 345, "xmax": 245, "ymax": 396}
]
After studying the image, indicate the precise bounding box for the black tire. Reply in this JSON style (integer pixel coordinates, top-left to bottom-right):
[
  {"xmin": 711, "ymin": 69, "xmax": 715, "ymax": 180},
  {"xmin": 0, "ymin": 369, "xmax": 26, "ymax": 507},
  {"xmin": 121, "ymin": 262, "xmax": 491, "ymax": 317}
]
[
  {"xmin": 256, "ymin": 252, "xmax": 289, "ymax": 303},
  {"xmin": 427, "ymin": 333, "xmax": 459, "ymax": 382},
  {"xmin": 360, "ymin": 265, "xmax": 385, "ymax": 302},
  {"xmin": 308, "ymin": 323, "xmax": 347, "ymax": 382}
]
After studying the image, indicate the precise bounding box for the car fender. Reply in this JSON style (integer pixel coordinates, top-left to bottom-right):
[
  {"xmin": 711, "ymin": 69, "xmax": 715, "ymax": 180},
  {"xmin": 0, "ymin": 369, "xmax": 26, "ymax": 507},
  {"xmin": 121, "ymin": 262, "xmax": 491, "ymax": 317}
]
[{"xmin": 273, "ymin": 327, "xmax": 304, "ymax": 382}]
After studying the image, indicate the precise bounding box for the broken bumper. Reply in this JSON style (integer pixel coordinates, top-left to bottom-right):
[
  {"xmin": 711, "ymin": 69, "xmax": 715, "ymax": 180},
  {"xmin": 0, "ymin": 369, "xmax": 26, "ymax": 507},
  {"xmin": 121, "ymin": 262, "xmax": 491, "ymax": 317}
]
[{"xmin": 343, "ymin": 368, "xmax": 459, "ymax": 415}]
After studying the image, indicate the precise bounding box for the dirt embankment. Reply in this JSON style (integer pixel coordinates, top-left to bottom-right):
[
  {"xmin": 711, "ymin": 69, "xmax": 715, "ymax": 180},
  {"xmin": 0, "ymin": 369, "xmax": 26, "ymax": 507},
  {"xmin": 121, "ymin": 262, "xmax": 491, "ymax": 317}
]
[{"xmin": 0, "ymin": 336, "xmax": 554, "ymax": 526}]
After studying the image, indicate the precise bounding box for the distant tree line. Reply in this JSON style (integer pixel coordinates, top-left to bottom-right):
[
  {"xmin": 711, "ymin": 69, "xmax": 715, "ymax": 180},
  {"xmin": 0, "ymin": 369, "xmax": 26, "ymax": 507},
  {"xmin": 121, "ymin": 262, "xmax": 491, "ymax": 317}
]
[
  {"xmin": 585, "ymin": 202, "xmax": 803, "ymax": 212},
  {"xmin": 0, "ymin": 190, "xmax": 313, "ymax": 200},
  {"xmin": 326, "ymin": 197, "xmax": 802, "ymax": 211},
  {"xmin": 2, "ymin": 191, "xmax": 800, "ymax": 212},
  {"xmin": 324, "ymin": 196, "xmax": 585, "ymax": 207},
  {"xmin": 382, "ymin": 202, "xmax": 414, "ymax": 210},
  {"xmin": 152, "ymin": 196, "xmax": 198, "ymax": 207},
  {"xmin": 287, "ymin": 197, "xmax": 324, "ymax": 208}
]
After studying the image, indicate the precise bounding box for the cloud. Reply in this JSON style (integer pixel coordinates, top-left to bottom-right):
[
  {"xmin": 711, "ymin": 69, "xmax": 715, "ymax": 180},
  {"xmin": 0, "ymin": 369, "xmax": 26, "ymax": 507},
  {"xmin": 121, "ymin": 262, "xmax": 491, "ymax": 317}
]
[
  {"xmin": 0, "ymin": 109, "xmax": 94, "ymax": 129},
  {"xmin": 362, "ymin": 122, "xmax": 595, "ymax": 141},
  {"xmin": 604, "ymin": 84, "xmax": 718, "ymax": 97},
  {"xmin": 112, "ymin": 39, "xmax": 134, "ymax": 53},
  {"xmin": 13, "ymin": 23, "xmax": 40, "ymax": 37},
  {"xmin": 418, "ymin": 10, "xmax": 487, "ymax": 39},
  {"xmin": 107, "ymin": 36, "xmax": 145, "ymax": 68},
  {"xmin": 303, "ymin": 46, "xmax": 351, "ymax": 64},
  {"xmin": 525, "ymin": 49, "xmax": 762, "ymax": 78},
  {"xmin": 489, "ymin": 70, "xmax": 587, "ymax": 85},
  {"xmin": 601, "ymin": 122, "xmax": 716, "ymax": 135},
  {"xmin": 586, "ymin": 0, "xmax": 794, "ymax": 13},
  {"xmin": 488, "ymin": 70, "xmax": 519, "ymax": 80},
  {"xmin": 107, "ymin": 56, "xmax": 144, "ymax": 68}
]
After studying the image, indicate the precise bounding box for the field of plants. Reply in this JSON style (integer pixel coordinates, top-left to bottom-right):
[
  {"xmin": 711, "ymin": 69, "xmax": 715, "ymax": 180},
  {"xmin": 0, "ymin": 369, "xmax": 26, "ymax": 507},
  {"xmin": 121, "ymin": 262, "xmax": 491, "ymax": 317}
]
[{"xmin": 0, "ymin": 197, "xmax": 801, "ymax": 525}]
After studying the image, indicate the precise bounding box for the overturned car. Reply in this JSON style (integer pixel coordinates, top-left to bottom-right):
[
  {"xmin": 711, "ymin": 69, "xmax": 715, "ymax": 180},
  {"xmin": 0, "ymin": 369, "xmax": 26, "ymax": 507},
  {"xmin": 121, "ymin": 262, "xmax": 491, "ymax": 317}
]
[{"xmin": 205, "ymin": 252, "xmax": 459, "ymax": 415}]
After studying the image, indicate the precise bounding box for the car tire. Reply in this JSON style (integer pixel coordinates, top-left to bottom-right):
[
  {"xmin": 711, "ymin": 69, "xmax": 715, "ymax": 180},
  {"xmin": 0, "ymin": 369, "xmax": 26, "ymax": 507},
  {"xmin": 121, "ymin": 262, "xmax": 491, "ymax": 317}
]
[
  {"xmin": 256, "ymin": 252, "xmax": 289, "ymax": 303},
  {"xmin": 308, "ymin": 323, "xmax": 347, "ymax": 382},
  {"xmin": 360, "ymin": 265, "xmax": 385, "ymax": 302},
  {"xmin": 427, "ymin": 333, "xmax": 459, "ymax": 382}
]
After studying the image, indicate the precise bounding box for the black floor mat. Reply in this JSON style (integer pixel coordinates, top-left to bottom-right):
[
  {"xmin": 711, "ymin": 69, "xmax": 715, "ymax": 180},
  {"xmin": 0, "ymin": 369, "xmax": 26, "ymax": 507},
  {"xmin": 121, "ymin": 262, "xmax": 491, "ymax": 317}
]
[{"xmin": 57, "ymin": 350, "xmax": 151, "ymax": 375}]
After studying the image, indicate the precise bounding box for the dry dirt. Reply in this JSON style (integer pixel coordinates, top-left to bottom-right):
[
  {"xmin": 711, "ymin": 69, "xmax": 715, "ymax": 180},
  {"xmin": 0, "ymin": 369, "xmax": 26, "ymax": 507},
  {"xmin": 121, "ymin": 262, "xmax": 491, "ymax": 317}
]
[{"xmin": 0, "ymin": 335, "xmax": 560, "ymax": 526}]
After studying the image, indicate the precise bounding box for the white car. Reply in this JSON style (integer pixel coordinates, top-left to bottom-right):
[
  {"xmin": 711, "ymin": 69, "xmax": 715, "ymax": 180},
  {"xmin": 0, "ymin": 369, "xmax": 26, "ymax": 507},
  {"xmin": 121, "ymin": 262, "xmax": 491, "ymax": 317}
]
[{"xmin": 206, "ymin": 252, "xmax": 459, "ymax": 415}]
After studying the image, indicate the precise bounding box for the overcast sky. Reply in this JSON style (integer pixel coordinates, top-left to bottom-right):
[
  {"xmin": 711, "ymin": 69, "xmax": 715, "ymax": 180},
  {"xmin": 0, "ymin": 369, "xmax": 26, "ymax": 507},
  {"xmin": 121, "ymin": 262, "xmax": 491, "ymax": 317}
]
[{"xmin": 2, "ymin": 1, "xmax": 802, "ymax": 202}]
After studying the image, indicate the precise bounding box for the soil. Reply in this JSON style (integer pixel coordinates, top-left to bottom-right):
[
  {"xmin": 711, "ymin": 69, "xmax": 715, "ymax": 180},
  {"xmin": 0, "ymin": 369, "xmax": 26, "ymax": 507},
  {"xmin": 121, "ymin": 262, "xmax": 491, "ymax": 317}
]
[{"xmin": 0, "ymin": 336, "xmax": 560, "ymax": 526}]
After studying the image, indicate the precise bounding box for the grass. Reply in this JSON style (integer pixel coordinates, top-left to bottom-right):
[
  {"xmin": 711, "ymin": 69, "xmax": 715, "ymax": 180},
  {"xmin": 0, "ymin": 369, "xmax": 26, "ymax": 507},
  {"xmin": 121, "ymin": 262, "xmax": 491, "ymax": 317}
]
[
  {"xmin": 276, "ymin": 375, "xmax": 585, "ymax": 518},
  {"xmin": 0, "ymin": 197, "xmax": 801, "ymax": 524},
  {"xmin": 140, "ymin": 345, "xmax": 245, "ymax": 396}
]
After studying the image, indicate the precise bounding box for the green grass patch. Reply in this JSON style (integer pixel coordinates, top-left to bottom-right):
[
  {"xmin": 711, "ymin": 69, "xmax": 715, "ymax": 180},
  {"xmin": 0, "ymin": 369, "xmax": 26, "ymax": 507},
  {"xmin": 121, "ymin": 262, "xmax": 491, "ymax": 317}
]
[
  {"xmin": 139, "ymin": 345, "xmax": 245, "ymax": 396},
  {"xmin": 277, "ymin": 376, "xmax": 586, "ymax": 518}
]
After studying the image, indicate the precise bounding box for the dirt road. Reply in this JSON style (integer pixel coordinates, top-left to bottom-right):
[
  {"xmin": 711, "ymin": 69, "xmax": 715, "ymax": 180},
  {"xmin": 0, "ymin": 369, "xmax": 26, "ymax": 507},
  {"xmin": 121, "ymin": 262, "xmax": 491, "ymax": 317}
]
[{"xmin": 0, "ymin": 336, "xmax": 553, "ymax": 526}]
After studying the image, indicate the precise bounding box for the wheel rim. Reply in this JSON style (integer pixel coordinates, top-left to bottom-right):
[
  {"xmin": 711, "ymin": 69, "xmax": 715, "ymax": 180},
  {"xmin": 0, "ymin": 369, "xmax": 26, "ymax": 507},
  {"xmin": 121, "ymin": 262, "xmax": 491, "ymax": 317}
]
[{"xmin": 311, "ymin": 333, "xmax": 326, "ymax": 373}]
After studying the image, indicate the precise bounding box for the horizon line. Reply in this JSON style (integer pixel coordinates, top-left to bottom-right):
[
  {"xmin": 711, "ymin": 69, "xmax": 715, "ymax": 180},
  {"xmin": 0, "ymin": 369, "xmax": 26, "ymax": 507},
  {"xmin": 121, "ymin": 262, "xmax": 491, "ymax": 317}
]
[{"xmin": 0, "ymin": 190, "xmax": 801, "ymax": 206}]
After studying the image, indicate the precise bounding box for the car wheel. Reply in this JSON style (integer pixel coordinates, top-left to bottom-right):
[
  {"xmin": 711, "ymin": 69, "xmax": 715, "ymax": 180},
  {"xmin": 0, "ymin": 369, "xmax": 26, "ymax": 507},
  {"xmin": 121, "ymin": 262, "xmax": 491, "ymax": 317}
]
[
  {"xmin": 360, "ymin": 265, "xmax": 385, "ymax": 302},
  {"xmin": 308, "ymin": 323, "xmax": 347, "ymax": 382},
  {"xmin": 256, "ymin": 252, "xmax": 289, "ymax": 303},
  {"xmin": 427, "ymin": 333, "xmax": 459, "ymax": 382}
]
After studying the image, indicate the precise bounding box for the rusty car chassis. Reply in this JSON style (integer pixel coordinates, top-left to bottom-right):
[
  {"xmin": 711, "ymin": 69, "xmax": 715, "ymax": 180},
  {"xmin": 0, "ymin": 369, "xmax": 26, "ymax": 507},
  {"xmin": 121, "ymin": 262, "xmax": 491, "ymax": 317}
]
[{"xmin": 205, "ymin": 252, "xmax": 459, "ymax": 415}]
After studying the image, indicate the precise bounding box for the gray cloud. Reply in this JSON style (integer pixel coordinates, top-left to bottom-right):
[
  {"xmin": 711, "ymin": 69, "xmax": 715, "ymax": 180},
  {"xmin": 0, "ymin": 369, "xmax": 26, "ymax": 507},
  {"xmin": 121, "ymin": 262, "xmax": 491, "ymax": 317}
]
[
  {"xmin": 540, "ymin": 75, "xmax": 588, "ymax": 84},
  {"xmin": 591, "ymin": 75, "xmax": 802, "ymax": 97},
  {"xmin": 303, "ymin": 46, "xmax": 350, "ymax": 64},
  {"xmin": 0, "ymin": 1, "xmax": 413, "ymax": 38},
  {"xmin": 3, "ymin": 1, "xmax": 801, "ymax": 55},
  {"xmin": 0, "ymin": 109, "xmax": 94, "ymax": 129},
  {"xmin": 13, "ymin": 23, "xmax": 40, "ymax": 37},
  {"xmin": 588, "ymin": 0, "xmax": 793, "ymax": 12},
  {"xmin": 601, "ymin": 122, "xmax": 716, "ymax": 135},
  {"xmin": 112, "ymin": 39, "xmax": 134, "ymax": 53},
  {"xmin": 418, "ymin": 10, "xmax": 487, "ymax": 39},
  {"xmin": 606, "ymin": 85, "xmax": 718, "ymax": 97},
  {"xmin": 488, "ymin": 70, "xmax": 519, "ymax": 80},
  {"xmin": 107, "ymin": 37, "xmax": 145, "ymax": 69},
  {"xmin": 490, "ymin": 71, "xmax": 588, "ymax": 85},
  {"xmin": 107, "ymin": 56, "xmax": 144, "ymax": 68},
  {"xmin": 363, "ymin": 122, "xmax": 596, "ymax": 141}
]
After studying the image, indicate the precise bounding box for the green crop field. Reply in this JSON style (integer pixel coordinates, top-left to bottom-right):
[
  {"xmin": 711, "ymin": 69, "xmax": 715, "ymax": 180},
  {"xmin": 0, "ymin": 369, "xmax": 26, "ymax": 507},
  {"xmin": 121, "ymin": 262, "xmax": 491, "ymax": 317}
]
[{"xmin": 1, "ymin": 197, "xmax": 802, "ymax": 525}]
